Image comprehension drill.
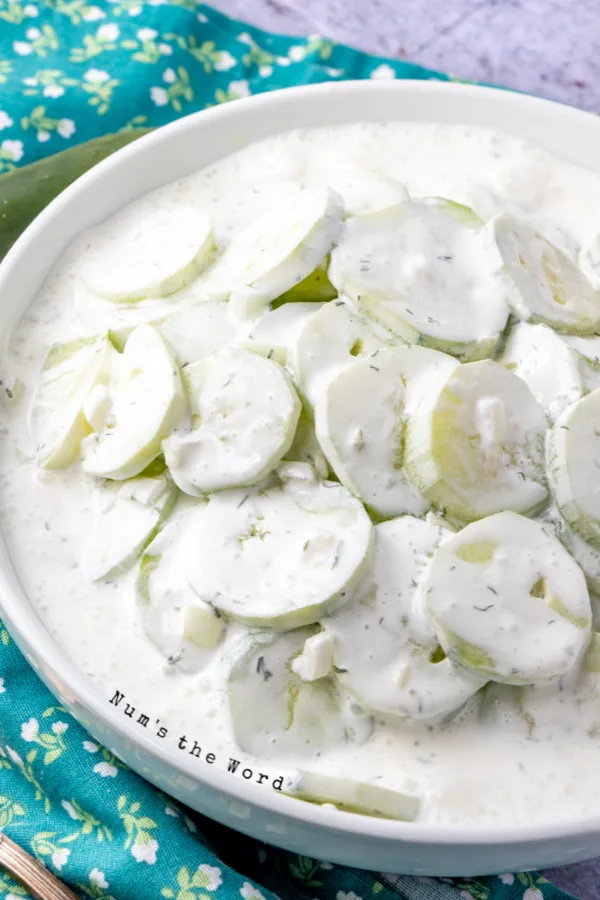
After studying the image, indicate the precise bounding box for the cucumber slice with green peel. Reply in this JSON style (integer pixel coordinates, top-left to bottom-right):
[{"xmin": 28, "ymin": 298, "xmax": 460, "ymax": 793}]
[
  {"xmin": 273, "ymin": 260, "xmax": 337, "ymax": 305},
  {"xmin": 326, "ymin": 169, "xmax": 408, "ymax": 218},
  {"xmin": 239, "ymin": 302, "xmax": 324, "ymax": 368},
  {"xmin": 211, "ymin": 187, "xmax": 344, "ymax": 323},
  {"xmin": 284, "ymin": 410, "xmax": 330, "ymax": 480},
  {"xmin": 562, "ymin": 335, "xmax": 600, "ymax": 391},
  {"xmin": 162, "ymin": 348, "xmax": 301, "ymax": 496},
  {"xmin": 424, "ymin": 511, "xmax": 592, "ymax": 685},
  {"xmin": 225, "ymin": 627, "xmax": 373, "ymax": 759},
  {"xmin": 30, "ymin": 334, "xmax": 115, "ymax": 469},
  {"xmin": 81, "ymin": 207, "xmax": 215, "ymax": 303},
  {"xmin": 135, "ymin": 512, "xmax": 225, "ymax": 673},
  {"xmin": 557, "ymin": 516, "xmax": 600, "ymax": 596},
  {"xmin": 282, "ymin": 770, "xmax": 419, "ymax": 821},
  {"xmin": 81, "ymin": 472, "xmax": 177, "ymax": 582},
  {"xmin": 184, "ymin": 477, "xmax": 374, "ymax": 629},
  {"xmin": 81, "ymin": 324, "xmax": 187, "ymax": 480},
  {"xmin": 323, "ymin": 516, "xmax": 485, "ymax": 720},
  {"xmin": 315, "ymin": 345, "xmax": 458, "ymax": 519},
  {"xmin": 158, "ymin": 301, "xmax": 236, "ymax": 367},
  {"xmin": 548, "ymin": 390, "xmax": 600, "ymax": 548},
  {"xmin": 328, "ymin": 199, "xmax": 510, "ymax": 362},
  {"xmin": 291, "ymin": 298, "xmax": 391, "ymax": 411},
  {"xmin": 405, "ymin": 359, "xmax": 548, "ymax": 523},
  {"xmin": 494, "ymin": 214, "xmax": 600, "ymax": 334},
  {"xmin": 499, "ymin": 322, "xmax": 584, "ymax": 422}
]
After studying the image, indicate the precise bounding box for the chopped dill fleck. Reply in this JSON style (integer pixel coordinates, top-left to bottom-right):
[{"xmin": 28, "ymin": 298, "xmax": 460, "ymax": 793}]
[
  {"xmin": 167, "ymin": 653, "xmax": 182, "ymax": 666},
  {"xmin": 333, "ymin": 665, "xmax": 348, "ymax": 674},
  {"xmin": 487, "ymin": 586, "xmax": 498, "ymax": 595},
  {"xmin": 256, "ymin": 655, "xmax": 272, "ymax": 680},
  {"xmin": 473, "ymin": 603, "xmax": 494, "ymax": 612},
  {"xmin": 369, "ymin": 365, "xmax": 380, "ymax": 372},
  {"xmin": 237, "ymin": 494, "xmax": 250, "ymax": 509},
  {"xmin": 332, "ymin": 541, "xmax": 343, "ymax": 568},
  {"xmin": 267, "ymin": 349, "xmax": 274, "ymax": 359}
]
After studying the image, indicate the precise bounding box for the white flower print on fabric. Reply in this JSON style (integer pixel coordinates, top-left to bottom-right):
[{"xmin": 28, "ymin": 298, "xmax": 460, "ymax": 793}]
[
  {"xmin": 162, "ymin": 68, "xmax": 176, "ymax": 84},
  {"xmin": 24, "ymin": 4, "xmax": 38, "ymax": 15},
  {"xmin": 164, "ymin": 805, "xmax": 178, "ymax": 817},
  {"xmin": 51, "ymin": 721, "xmax": 68, "ymax": 734},
  {"xmin": 25, "ymin": 26, "xmax": 41, "ymax": 39},
  {"xmin": 499, "ymin": 874, "xmax": 515, "ymax": 884},
  {"xmin": 288, "ymin": 45, "xmax": 306, "ymax": 62},
  {"xmin": 93, "ymin": 761, "xmax": 117, "ymax": 777},
  {"xmin": 337, "ymin": 893, "xmax": 363, "ymax": 900},
  {"xmin": 82, "ymin": 6, "xmax": 105, "ymax": 20},
  {"xmin": 158, "ymin": 43, "xmax": 172, "ymax": 55},
  {"xmin": 137, "ymin": 27, "xmax": 157, "ymax": 40},
  {"xmin": 13, "ymin": 42, "xmax": 33, "ymax": 56},
  {"xmin": 57, "ymin": 119, "xmax": 75, "ymax": 138},
  {"xmin": 0, "ymin": 676, "xmax": 5, "ymax": 693},
  {"xmin": 523, "ymin": 890, "xmax": 544, "ymax": 900},
  {"xmin": 43, "ymin": 85, "xmax": 65, "ymax": 98},
  {"xmin": 84, "ymin": 68, "xmax": 110, "ymax": 84},
  {"xmin": 21, "ymin": 717, "xmax": 39, "ymax": 741},
  {"xmin": 61, "ymin": 800, "xmax": 79, "ymax": 820},
  {"xmin": 183, "ymin": 816, "xmax": 197, "ymax": 833},
  {"xmin": 370, "ymin": 64, "xmax": 396, "ymax": 79},
  {"xmin": 97, "ymin": 23, "xmax": 119, "ymax": 41},
  {"xmin": 83, "ymin": 740, "xmax": 99, "ymax": 753},
  {"xmin": 127, "ymin": 5, "xmax": 141, "ymax": 15},
  {"xmin": 214, "ymin": 51, "xmax": 237, "ymax": 72},
  {"xmin": 197, "ymin": 865, "xmax": 222, "ymax": 891},
  {"xmin": 240, "ymin": 883, "xmax": 266, "ymax": 900},
  {"xmin": 52, "ymin": 847, "xmax": 70, "ymax": 870},
  {"xmin": 22, "ymin": 76, "xmax": 37, "ymax": 86},
  {"xmin": 259, "ymin": 65, "xmax": 273, "ymax": 78},
  {"xmin": 90, "ymin": 868, "xmax": 109, "ymax": 889},
  {"xmin": 228, "ymin": 79, "xmax": 250, "ymax": 98},
  {"xmin": 131, "ymin": 837, "xmax": 158, "ymax": 864},
  {"xmin": 150, "ymin": 86, "xmax": 168, "ymax": 106},
  {"xmin": 37, "ymin": 130, "xmax": 51, "ymax": 142}
]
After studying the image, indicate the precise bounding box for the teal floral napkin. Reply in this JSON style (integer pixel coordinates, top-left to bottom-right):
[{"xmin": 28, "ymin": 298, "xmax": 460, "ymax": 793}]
[{"xmin": 0, "ymin": 3, "xmax": 579, "ymax": 898}]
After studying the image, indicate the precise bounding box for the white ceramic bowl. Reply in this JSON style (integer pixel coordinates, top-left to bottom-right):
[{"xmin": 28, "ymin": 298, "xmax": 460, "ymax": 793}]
[{"xmin": 2, "ymin": 80, "xmax": 600, "ymax": 876}]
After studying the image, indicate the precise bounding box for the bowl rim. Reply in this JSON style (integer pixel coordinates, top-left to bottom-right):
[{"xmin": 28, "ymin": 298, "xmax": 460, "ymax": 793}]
[{"xmin": 2, "ymin": 77, "xmax": 600, "ymax": 847}]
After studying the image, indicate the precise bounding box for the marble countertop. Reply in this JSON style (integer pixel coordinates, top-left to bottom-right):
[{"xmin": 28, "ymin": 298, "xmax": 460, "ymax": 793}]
[
  {"xmin": 212, "ymin": 0, "xmax": 600, "ymax": 112},
  {"xmin": 212, "ymin": 1, "xmax": 600, "ymax": 895}
]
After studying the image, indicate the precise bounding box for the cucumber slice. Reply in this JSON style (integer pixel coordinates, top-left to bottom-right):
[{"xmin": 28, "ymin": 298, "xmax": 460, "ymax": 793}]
[
  {"xmin": 329, "ymin": 199, "xmax": 510, "ymax": 362},
  {"xmin": 548, "ymin": 390, "xmax": 600, "ymax": 548},
  {"xmin": 81, "ymin": 207, "xmax": 214, "ymax": 303},
  {"xmin": 326, "ymin": 169, "xmax": 408, "ymax": 217},
  {"xmin": 405, "ymin": 360, "xmax": 548, "ymax": 523},
  {"xmin": 225, "ymin": 627, "xmax": 372, "ymax": 759},
  {"xmin": 159, "ymin": 302, "xmax": 235, "ymax": 366},
  {"xmin": 562, "ymin": 335, "xmax": 600, "ymax": 391},
  {"xmin": 494, "ymin": 214, "xmax": 600, "ymax": 334},
  {"xmin": 74, "ymin": 283, "xmax": 175, "ymax": 344},
  {"xmin": 30, "ymin": 334, "xmax": 115, "ymax": 469},
  {"xmin": 81, "ymin": 472, "xmax": 177, "ymax": 581},
  {"xmin": 163, "ymin": 348, "xmax": 301, "ymax": 496},
  {"xmin": 184, "ymin": 476, "xmax": 374, "ymax": 629},
  {"xmin": 557, "ymin": 516, "xmax": 600, "ymax": 596},
  {"xmin": 284, "ymin": 410, "xmax": 329, "ymax": 480},
  {"xmin": 315, "ymin": 345, "xmax": 458, "ymax": 519},
  {"xmin": 424, "ymin": 511, "xmax": 591, "ymax": 684},
  {"xmin": 499, "ymin": 322, "xmax": 584, "ymax": 422},
  {"xmin": 239, "ymin": 302, "xmax": 324, "ymax": 367},
  {"xmin": 274, "ymin": 261, "xmax": 337, "ymax": 305},
  {"xmin": 135, "ymin": 512, "xmax": 225, "ymax": 673},
  {"xmin": 81, "ymin": 324, "xmax": 186, "ymax": 480},
  {"xmin": 291, "ymin": 298, "xmax": 390, "ymax": 411},
  {"xmin": 323, "ymin": 516, "xmax": 485, "ymax": 719},
  {"xmin": 213, "ymin": 187, "xmax": 344, "ymax": 322},
  {"xmin": 283, "ymin": 770, "xmax": 419, "ymax": 821}
]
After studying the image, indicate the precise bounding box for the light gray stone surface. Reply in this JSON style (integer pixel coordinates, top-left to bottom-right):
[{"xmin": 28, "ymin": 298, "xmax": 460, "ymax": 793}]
[
  {"xmin": 210, "ymin": 1, "xmax": 600, "ymax": 895},
  {"xmin": 211, "ymin": 0, "xmax": 600, "ymax": 112}
]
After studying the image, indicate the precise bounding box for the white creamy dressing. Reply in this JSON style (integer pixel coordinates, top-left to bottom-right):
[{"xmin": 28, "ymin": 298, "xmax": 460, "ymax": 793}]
[{"xmin": 4, "ymin": 123, "xmax": 600, "ymax": 826}]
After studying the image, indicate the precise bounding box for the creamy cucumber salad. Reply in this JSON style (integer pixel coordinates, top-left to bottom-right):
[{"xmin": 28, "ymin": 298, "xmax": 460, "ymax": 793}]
[{"xmin": 5, "ymin": 122, "xmax": 600, "ymax": 826}]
